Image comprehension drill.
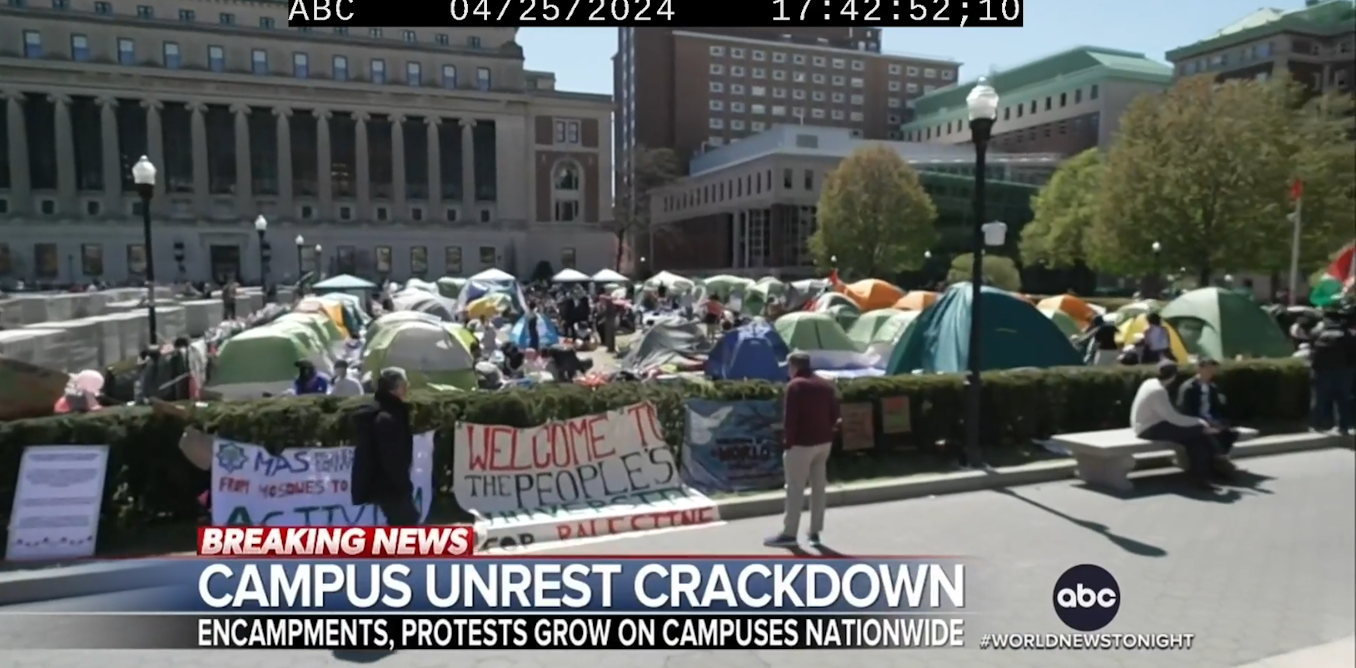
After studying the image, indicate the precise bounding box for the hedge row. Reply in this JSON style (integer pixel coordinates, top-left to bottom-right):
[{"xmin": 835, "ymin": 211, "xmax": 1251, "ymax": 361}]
[{"xmin": 0, "ymin": 359, "xmax": 1311, "ymax": 551}]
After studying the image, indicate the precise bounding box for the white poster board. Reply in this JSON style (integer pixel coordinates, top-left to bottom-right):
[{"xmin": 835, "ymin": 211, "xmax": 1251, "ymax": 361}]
[
  {"xmin": 6, "ymin": 445, "xmax": 110, "ymax": 561},
  {"xmin": 210, "ymin": 433, "xmax": 435, "ymax": 526}
]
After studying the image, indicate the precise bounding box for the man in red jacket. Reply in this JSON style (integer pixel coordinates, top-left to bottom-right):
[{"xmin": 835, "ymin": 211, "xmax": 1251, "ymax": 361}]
[{"xmin": 766, "ymin": 352, "xmax": 840, "ymax": 547}]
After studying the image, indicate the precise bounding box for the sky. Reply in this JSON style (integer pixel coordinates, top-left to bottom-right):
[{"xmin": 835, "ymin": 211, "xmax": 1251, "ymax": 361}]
[{"xmin": 517, "ymin": 0, "xmax": 1286, "ymax": 94}]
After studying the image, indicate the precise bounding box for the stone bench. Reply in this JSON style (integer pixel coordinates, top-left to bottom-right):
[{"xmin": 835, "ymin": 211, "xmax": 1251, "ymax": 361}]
[{"xmin": 1049, "ymin": 426, "xmax": 1259, "ymax": 491}]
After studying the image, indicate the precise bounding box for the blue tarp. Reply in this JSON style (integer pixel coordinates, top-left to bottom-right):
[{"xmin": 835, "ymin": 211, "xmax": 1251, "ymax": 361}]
[
  {"xmin": 706, "ymin": 322, "xmax": 790, "ymax": 381},
  {"xmin": 682, "ymin": 399, "xmax": 784, "ymax": 493},
  {"xmin": 510, "ymin": 316, "xmax": 561, "ymax": 350}
]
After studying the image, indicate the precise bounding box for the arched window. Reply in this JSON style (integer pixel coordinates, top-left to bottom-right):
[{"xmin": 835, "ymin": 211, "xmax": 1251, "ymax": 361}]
[{"xmin": 552, "ymin": 161, "xmax": 582, "ymax": 222}]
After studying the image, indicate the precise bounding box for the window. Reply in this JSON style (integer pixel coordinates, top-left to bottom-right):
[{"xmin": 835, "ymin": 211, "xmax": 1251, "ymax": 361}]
[
  {"xmin": 402, "ymin": 30, "xmax": 416, "ymax": 43},
  {"xmin": 803, "ymin": 170, "xmax": 813, "ymax": 190},
  {"xmin": 163, "ymin": 42, "xmax": 181, "ymax": 69},
  {"xmin": 1045, "ymin": 96, "xmax": 1051, "ymax": 111},
  {"xmin": 793, "ymin": 72, "xmax": 806, "ymax": 83},
  {"xmin": 831, "ymin": 110, "xmax": 844, "ymax": 120},
  {"xmin": 731, "ymin": 83, "xmax": 745, "ymax": 94},
  {"xmin": 772, "ymin": 87, "xmax": 785, "ymax": 98},
  {"xmin": 1090, "ymin": 84, "xmax": 1099, "ymax": 100},
  {"xmin": 708, "ymin": 118, "xmax": 724, "ymax": 129},
  {"xmin": 118, "ymin": 38, "xmax": 135, "ymax": 65},
  {"xmin": 771, "ymin": 105, "xmax": 785, "ymax": 116},
  {"xmin": 850, "ymin": 77, "xmax": 863, "ymax": 87},
  {"xmin": 941, "ymin": 70, "xmax": 954, "ymax": 80},
  {"xmin": 851, "ymin": 60, "xmax": 864, "ymax": 71},
  {"xmin": 468, "ymin": 36, "xmax": 481, "ymax": 47},
  {"xmin": 259, "ymin": 16, "xmax": 274, "ymax": 28},
  {"xmin": 792, "ymin": 54, "xmax": 805, "ymax": 64},
  {"xmin": 70, "ymin": 34, "xmax": 90, "ymax": 62},
  {"xmin": 252, "ymin": 49, "xmax": 268, "ymax": 74},
  {"xmin": 923, "ymin": 68, "xmax": 936, "ymax": 78},
  {"xmin": 709, "ymin": 100, "xmax": 724, "ymax": 111},
  {"xmin": 923, "ymin": 85, "xmax": 935, "ymax": 93},
  {"xmin": 888, "ymin": 64, "xmax": 901, "ymax": 75},
  {"xmin": 22, "ymin": 30, "xmax": 41, "ymax": 59},
  {"xmin": 442, "ymin": 64, "xmax": 456, "ymax": 88},
  {"xmin": 812, "ymin": 56, "xmax": 825, "ymax": 66},
  {"xmin": 710, "ymin": 63, "xmax": 724, "ymax": 75},
  {"xmin": 752, "ymin": 68, "xmax": 765, "ymax": 78},
  {"xmin": 708, "ymin": 136, "xmax": 724, "ymax": 146},
  {"xmin": 554, "ymin": 119, "xmax": 581, "ymax": 144},
  {"xmin": 1074, "ymin": 89, "xmax": 1082, "ymax": 103},
  {"xmin": 406, "ymin": 61, "xmax": 421, "ymax": 85},
  {"xmin": 333, "ymin": 55, "xmax": 349, "ymax": 81},
  {"xmin": 850, "ymin": 93, "xmax": 863, "ymax": 105},
  {"xmin": 751, "ymin": 104, "xmax": 765, "ymax": 114},
  {"xmin": 792, "ymin": 89, "xmax": 805, "ymax": 100},
  {"xmin": 93, "ymin": 1, "xmax": 111, "ymax": 13},
  {"xmin": 751, "ymin": 85, "xmax": 766, "ymax": 96},
  {"xmin": 832, "ymin": 58, "xmax": 845, "ymax": 69},
  {"xmin": 831, "ymin": 75, "xmax": 844, "ymax": 85},
  {"xmin": 752, "ymin": 50, "xmax": 765, "ymax": 61},
  {"xmin": 907, "ymin": 83, "xmax": 919, "ymax": 93},
  {"xmin": 178, "ymin": 8, "xmax": 194, "ymax": 21},
  {"xmin": 731, "ymin": 48, "xmax": 744, "ymax": 58},
  {"xmin": 207, "ymin": 45, "xmax": 225, "ymax": 72},
  {"xmin": 219, "ymin": 12, "xmax": 235, "ymax": 24},
  {"xmin": 810, "ymin": 109, "xmax": 825, "ymax": 119},
  {"xmin": 709, "ymin": 45, "xmax": 724, "ymax": 56},
  {"xmin": 906, "ymin": 66, "xmax": 918, "ymax": 76},
  {"xmin": 888, "ymin": 97, "xmax": 900, "ymax": 107},
  {"xmin": 135, "ymin": 4, "xmax": 152, "ymax": 17},
  {"xmin": 435, "ymin": 33, "xmax": 449, "ymax": 46},
  {"xmin": 731, "ymin": 119, "xmax": 745, "ymax": 130},
  {"xmin": 1059, "ymin": 92, "xmax": 1067, "ymax": 107},
  {"xmin": 772, "ymin": 52, "xmax": 786, "ymax": 63},
  {"xmin": 731, "ymin": 102, "xmax": 745, "ymax": 112},
  {"xmin": 370, "ymin": 58, "xmax": 386, "ymax": 83},
  {"xmin": 731, "ymin": 66, "xmax": 745, "ymax": 76},
  {"xmin": 293, "ymin": 52, "xmax": 308, "ymax": 78},
  {"xmin": 811, "ymin": 91, "xmax": 825, "ymax": 102},
  {"xmin": 551, "ymin": 161, "xmax": 582, "ymax": 222},
  {"xmin": 831, "ymin": 92, "xmax": 845, "ymax": 103},
  {"xmin": 476, "ymin": 66, "xmax": 491, "ymax": 90},
  {"xmin": 782, "ymin": 169, "xmax": 793, "ymax": 188},
  {"xmin": 773, "ymin": 70, "xmax": 786, "ymax": 80},
  {"xmin": 370, "ymin": 28, "xmax": 382, "ymax": 38},
  {"xmin": 888, "ymin": 82, "xmax": 901, "ymax": 91},
  {"xmin": 849, "ymin": 111, "xmax": 863, "ymax": 122}
]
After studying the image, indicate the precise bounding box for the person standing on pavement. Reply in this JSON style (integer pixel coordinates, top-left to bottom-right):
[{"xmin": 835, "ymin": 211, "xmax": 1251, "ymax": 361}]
[
  {"xmin": 351, "ymin": 368, "xmax": 420, "ymax": 526},
  {"xmin": 1307, "ymin": 307, "xmax": 1356, "ymax": 435},
  {"xmin": 328, "ymin": 360, "xmax": 364, "ymax": 397},
  {"xmin": 766, "ymin": 352, "xmax": 840, "ymax": 548}
]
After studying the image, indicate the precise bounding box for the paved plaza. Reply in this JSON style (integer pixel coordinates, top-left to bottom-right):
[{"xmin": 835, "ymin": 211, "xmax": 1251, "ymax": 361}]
[{"xmin": 0, "ymin": 448, "xmax": 1352, "ymax": 668}]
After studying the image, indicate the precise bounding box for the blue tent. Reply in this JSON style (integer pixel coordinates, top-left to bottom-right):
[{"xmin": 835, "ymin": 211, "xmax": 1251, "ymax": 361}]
[
  {"xmin": 887, "ymin": 282, "xmax": 1083, "ymax": 374},
  {"xmin": 706, "ymin": 321, "xmax": 790, "ymax": 381},
  {"xmin": 510, "ymin": 316, "xmax": 561, "ymax": 350}
]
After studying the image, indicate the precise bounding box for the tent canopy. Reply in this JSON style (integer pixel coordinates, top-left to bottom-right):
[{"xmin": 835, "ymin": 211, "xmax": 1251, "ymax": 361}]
[
  {"xmin": 392, "ymin": 291, "xmax": 457, "ymax": 321},
  {"xmin": 1038, "ymin": 294, "xmax": 1098, "ymax": 326},
  {"xmin": 621, "ymin": 319, "xmax": 712, "ymax": 373},
  {"xmin": 470, "ymin": 268, "xmax": 516, "ymax": 282},
  {"xmin": 1112, "ymin": 300, "xmax": 1163, "ymax": 325},
  {"xmin": 362, "ymin": 320, "xmax": 476, "ymax": 390},
  {"xmin": 368, "ymin": 311, "xmax": 444, "ymax": 340},
  {"xmin": 811, "ymin": 292, "xmax": 859, "ymax": 312},
  {"xmin": 894, "ymin": 291, "xmax": 938, "ymax": 311},
  {"xmin": 313, "ymin": 273, "xmax": 376, "ymax": 291},
  {"xmin": 552, "ymin": 268, "xmax": 591, "ymax": 282},
  {"xmin": 509, "ymin": 315, "xmax": 561, "ymax": 350},
  {"xmin": 888, "ymin": 283, "xmax": 1083, "ymax": 374},
  {"xmin": 706, "ymin": 320, "xmax": 790, "ymax": 382},
  {"xmin": 210, "ymin": 325, "xmax": 327, "ymax": 386},
  {"xmin": 646, "ymin": 270, "xmax": 696, "ymax": 292},
  {"xmin": 435, "ymin": 276, "xmax": 467, "ymax": 299},
  {"xmin": 704, "ymin": 274, "xmax": 756, "ymax": 296},
  {"xmin": 841, "ymin": 279, "xmax": 904, "ymax": 311},
  {"xmin": 1039, "ymin": 307, "xmax": 1082, "ymax": 339},
  {"xmin": 848, "ymin": 309, "xmax": 914, "ymax": 347},
  {"xmin": 774, "ymin": 312, "xmax": 858, "ymax": 352},
  {"xmin": 591, "ymin": 269, "xmax": 629, "ymax": 283},
  {"xmin": 1117, "ymin": 313, "xmax": 1190, "ymax": 362},
  {"xmin": 1160, "ymin": 287, "xmax": 1293, "ymax": 360}
]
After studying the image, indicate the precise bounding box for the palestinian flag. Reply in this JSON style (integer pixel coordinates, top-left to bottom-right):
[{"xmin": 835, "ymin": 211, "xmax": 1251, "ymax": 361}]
[{"xmin": 1309, "ymin": 243, "xmax": 1355, "ymax": 306}]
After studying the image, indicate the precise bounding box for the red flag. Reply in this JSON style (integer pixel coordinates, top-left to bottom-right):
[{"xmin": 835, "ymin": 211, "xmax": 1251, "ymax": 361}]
[
  {"xmin": 1289, "ymin": 179, "xmax": 1303, "ymax": 202},
  {"xmin": 1325, "ymin": 243, "xmax": 1355, "ymax": 283},
  {"xmin": 828, "ymin": 268, "xmax": 839, "ymax": 284}
]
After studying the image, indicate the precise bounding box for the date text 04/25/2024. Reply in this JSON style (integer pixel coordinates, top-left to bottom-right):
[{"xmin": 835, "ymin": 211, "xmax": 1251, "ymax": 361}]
[{"xmin": 285, "ymin": 0, "xmax": 1023, "ymax": 28}]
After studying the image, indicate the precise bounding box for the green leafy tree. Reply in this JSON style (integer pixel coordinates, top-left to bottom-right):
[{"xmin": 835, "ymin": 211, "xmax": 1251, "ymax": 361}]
[
  {"xmin": 1089, "ymin": 75, "xmax": 1354, "ymax": 284},
  {"xmin": 608, "ymin": 146, "xmax": 681, "ymax": 270},
  {"xmin": 947, "ymin": 253, "xmax": 1023, "ymax": 292},
  {"xmin": 1019, "ymin": 148, "xmax": 1102, "ymax": 268},
  {"xmin": 808, "ymin": 145, "xmax": 938, "ymax": 279}
]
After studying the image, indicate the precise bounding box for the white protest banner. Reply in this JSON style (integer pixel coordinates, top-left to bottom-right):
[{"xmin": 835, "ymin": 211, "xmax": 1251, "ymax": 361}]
[
  {"xmin": 453, "ymin": 403, "xmax": 719, "ymax": 549},
  {"xmin": 211, "ymin": 432, "xmax": 434, "ymax": 526},
  {"xmin": 6, "ymin": 445, "xmax": 110, "ymax": 561}
]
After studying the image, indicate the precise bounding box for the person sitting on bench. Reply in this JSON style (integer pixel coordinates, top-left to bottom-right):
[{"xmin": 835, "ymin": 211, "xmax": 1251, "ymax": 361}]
[
  {"xmin": 1130, "ymin": 360, "xmax": 1228, "ymax": 489},
  {"xmin": 1175, "ymin": 357, "xmax": 1240, "ymax": 456}
]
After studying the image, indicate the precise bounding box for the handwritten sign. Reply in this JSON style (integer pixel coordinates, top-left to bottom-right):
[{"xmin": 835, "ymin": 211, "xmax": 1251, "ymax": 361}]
[
  {"xmin": 210, "ymin": 433, "xmax": 434, "ymax": 526},
  {"xmin": 455, "ymin": 404, "xmax": 718, "ymax": 549},
  {"xmin": 880, "ymin": 396, "xmax": 912, "ymax": 434},
  {"xmin": 839, "ymin": 402, "xmax": 875, "ymax": 452},
  {"xmin": 682, "ymin": 399, "xmax": 784, "ymax": 493}
]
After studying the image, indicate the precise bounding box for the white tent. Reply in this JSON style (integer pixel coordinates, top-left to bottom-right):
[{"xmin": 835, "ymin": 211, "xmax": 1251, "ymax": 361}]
[
  {"xmin": 592, "ymin": 269, "xmax": 629, "ymax": 283},
  {"xmin": 470, "ymin": 268, "xmax": 515, "ymax": 282},
  {"xmin": 552, "ymin": 268, "xmax": 591, "ymax": 282}
]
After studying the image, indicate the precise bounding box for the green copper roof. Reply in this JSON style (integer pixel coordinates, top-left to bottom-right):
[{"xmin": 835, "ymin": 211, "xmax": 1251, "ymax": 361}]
[
  {"xmin": 911, "ymin": 46, "xmax": 1171, "ymax": 118},
  {"xmin": 1166, "ymin": 0, "xmax": 1356, "ymax": 61}
]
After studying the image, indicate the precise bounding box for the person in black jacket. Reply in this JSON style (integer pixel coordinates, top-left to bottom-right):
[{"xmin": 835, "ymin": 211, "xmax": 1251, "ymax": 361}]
[
  {"xmin": 350, "ymin": 368, "xmax": 420, "ymax": 526},
  {"xmin": 1308, "ymin": 308, "xmax": 1356, "ymax": 435},
  {"xmin": 1176, "ymin": 358, "xmax": 1239, "ymax": 455}
]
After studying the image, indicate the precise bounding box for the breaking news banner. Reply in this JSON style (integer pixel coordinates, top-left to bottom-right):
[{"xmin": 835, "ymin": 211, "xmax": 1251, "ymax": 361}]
[{"xmin": 285, "ymin": 0, "xmax": 1023, "ymax": 28}]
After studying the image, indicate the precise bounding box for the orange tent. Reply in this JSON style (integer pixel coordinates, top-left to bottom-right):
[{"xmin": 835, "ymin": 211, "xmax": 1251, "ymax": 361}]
[
  {"xmin": 841, "ymin": 279, "xmax": 905, "ymax": 311},
  {"xmin": 1038, "ymin": 295, "xmax": 1097, "ymax": 326},
  {"xmin": 893, "ymin": 291, "xmax": 938, "ymax": 311}
]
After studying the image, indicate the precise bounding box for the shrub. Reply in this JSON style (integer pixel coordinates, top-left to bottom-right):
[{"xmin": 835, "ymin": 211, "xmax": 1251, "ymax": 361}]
[{"xmin": 0, "ymin": 360, "xmax": 1309, "ymax": 551}]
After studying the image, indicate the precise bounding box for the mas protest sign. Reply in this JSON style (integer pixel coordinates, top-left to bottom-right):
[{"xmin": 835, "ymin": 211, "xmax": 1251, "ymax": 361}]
[
  {"xmin": 211, "ymin": 433, "xmax": 434, "ymax": 526},
  {"xmin": 453, "ymin": 403, "xmax": 687, "ymax": 522},
  {"xmin": 682, "ymin": 399, "xmax": 784, "ymax": 493}
]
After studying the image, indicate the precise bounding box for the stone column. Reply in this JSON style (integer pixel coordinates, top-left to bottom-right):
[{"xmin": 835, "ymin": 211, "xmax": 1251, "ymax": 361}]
[
  {"xmin": 426, "ymin": 116, "xmax": 442, "ymax": 222},
  {"xmin": 49, "ymin": 94, "xmax": 77, "ymax": 211},
  {"xmin": 460, "ymin": 118, "xmax": 476, "ymax": 207},
  {"xmin": 391, "ymin": 114, "xmax": 406, "ymax": 215},
  {"xmin": 140, "ymin": 99, "xmax": 166, "ymax": 214},
  {"xmin": 273, "ymin": 106, "xmax": 293, "ymax": 217},
  {"xmin": 354, "ymin": 111, "xmax": 370, "ymax": 220},
  {"xmin": 231, "ymin": 104, "xmax": 252, "ymax": 213},
  {"xmin": 97, "ymin": 97, "xmax": 121, "ymax": 215},
  {"xmin": 5, "ymin": 92, "xmax": 32, "ymax": 214},
  {"xmin": 316, "ymin": 109, "xmax": 332, "ymax": 219},
  {"xmin": 189, "ymin": 101, "xmax": 209, "ymax": 213}
]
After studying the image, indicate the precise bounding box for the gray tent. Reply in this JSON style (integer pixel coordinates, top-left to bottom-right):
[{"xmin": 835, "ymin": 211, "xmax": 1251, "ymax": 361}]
[{"xmin": 621, "ymin": 320, "xmax": 712, "ymax": 373}]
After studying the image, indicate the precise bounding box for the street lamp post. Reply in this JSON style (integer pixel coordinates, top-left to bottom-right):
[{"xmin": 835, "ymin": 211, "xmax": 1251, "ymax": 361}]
[
  {"xmin": 964, "ymin": 78, "xmax": 1000, "ymax": 469},
  {"xmin": 315, "ymin": 244, "xmax": 323, "ymax": 277},
  {"xmin": 254, "ymin": 215, "xmax": 269, "ymax": 290},
  {"xmin": 1152, "ymin": 241, "xmax": 1162, "ymax": 296},
  {"xmin": 294, "ymin": 235, "xmax": 305, "ymax": 278},
  {"xmin": 131, "ymin": 156, "xmax": 159, "ymax": 345}
]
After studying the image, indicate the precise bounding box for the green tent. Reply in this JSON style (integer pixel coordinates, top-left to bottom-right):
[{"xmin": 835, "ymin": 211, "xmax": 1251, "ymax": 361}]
[
  {"xmin": 1112, "ymin": 300, "xmax": 1162, "ymax": 325},
  {"xmin": 362, "ymin": 320, "xmax": 477, "ymax": 390},
  {"xmin": 848, "ymin": 309, "xmax": 920, "ymax": 361},
  {"xmin": 209, "ymin": 325, "xmax": 324, "ymax": 389},
  {"xmin": 755, "ymin": 276, "xmax": 787, "ymax": 295},
  {"xmin": 826, "ymin": 304, "xmax": 861, "ymax": 331},
  {"xmin": 1159, "ymin": 287, "xmax": 1293, "ymax": 360},
  {"xmin": 1039, "ymin": 307, "xmax": 1082, "ymax": 339},
  {"xmin": 774, "ymin": 312, "xmax": 858, "ymax": 352},
  {"xmin": 436, "ymin": 276, "xmax": 467, "ymax": 299},
  {"xmin": 887, "ymin": 283, "xmax": 1083, "ymax": 375},
  {"xmin": 368, "ymin": 311, "xmax": 445, "ymax": 340}
]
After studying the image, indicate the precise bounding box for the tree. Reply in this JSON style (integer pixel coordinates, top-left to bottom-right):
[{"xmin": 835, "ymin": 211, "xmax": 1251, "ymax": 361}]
[
  {"xmin": 607, "ymin": 146, "xmax": 681, "ymax": 270},
  {"xmin": 1019, "ymin": 148, "xmax": 1102, "ymax": 268},
  {"xmin": 808, "ymin": 145, "xmax": 938, "ymax": 279},
  {"xmin": 1088, "ymin": 74, "xmax": 1355, "ymax": 284},
  {"xmin": 947, "ymin": 253, "xmax": 1023, "ymax": 292}
]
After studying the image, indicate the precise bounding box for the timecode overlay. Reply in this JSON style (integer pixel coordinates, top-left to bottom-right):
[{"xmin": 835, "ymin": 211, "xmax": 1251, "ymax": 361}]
[{"xmin": 286, "ymin": 0, "xmax": 1021, "ymax": 27}]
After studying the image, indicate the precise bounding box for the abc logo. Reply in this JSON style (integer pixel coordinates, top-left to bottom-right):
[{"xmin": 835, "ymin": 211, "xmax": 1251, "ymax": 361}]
[{"xmin": 1052, "ymin": 564, "xmax": 1120, "ymax": 631}]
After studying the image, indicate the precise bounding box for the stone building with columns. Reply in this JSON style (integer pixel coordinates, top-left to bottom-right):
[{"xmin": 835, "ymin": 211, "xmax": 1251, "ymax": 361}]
[{"xmin": 0, "ymin": 2, "xmax": 614, "ymax": 285}]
